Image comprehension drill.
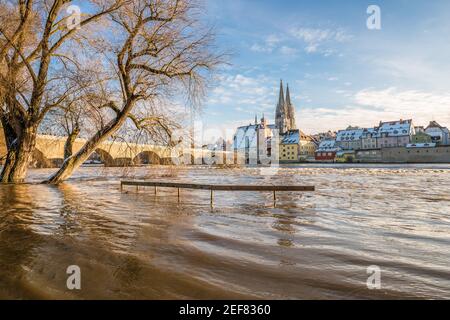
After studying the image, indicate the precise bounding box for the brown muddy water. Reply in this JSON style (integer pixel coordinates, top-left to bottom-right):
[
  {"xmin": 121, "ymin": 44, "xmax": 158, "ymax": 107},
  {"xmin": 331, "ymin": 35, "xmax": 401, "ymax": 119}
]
[{"xmin": 0, "ymin": 164, "xmax": 449, "ymax": 299}]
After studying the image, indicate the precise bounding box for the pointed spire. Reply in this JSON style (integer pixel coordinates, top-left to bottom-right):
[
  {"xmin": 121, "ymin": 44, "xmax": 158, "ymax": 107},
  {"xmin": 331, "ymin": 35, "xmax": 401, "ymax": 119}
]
[
  {"xmin": 275, "ymin": 80, "xmax": 288, "ymax": 135},
  {"xmin": 286, "ymin": 83, "xmax": 291, "ymax": 106},
  {"xmin": 255, "ymin": 114, "xmax": 258, "ymax": 125},
  {"xmin": 285, "ymin": 83, "xmax": 297, "ymax": 130},
  {"xmin": 278, "ymin": 79, "xmax": 285, "ymax": 108}
]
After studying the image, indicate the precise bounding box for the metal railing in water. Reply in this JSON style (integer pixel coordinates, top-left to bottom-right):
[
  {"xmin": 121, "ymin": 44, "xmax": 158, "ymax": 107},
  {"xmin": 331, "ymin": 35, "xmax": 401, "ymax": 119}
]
[{"xmin": 120, "ymin": 180, "xmax": 315, "ymax": 206}]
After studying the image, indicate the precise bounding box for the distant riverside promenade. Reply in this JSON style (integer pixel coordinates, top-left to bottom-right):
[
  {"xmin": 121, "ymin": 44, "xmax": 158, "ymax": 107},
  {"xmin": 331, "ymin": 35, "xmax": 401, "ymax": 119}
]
[{"xmin": 368, "ymin": 145, "xmax": 450, "ymax": 163}]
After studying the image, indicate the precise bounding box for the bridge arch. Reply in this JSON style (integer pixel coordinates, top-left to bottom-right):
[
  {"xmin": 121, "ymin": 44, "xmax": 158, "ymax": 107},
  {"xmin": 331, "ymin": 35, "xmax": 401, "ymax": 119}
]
[
  {"xmin": 32, "ymin": 148, "xmax": 58, "ymax": 168},
  {"xmin": 133, "ymin": 150, "xmax": 162, "ymax": 165},
  {"xmin": 92, "ymin": 148, "xmax": 115, "ymax": 167}
]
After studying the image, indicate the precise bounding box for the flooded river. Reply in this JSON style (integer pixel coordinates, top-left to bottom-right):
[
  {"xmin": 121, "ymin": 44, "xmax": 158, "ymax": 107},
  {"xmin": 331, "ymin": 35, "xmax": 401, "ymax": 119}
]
[{"xmin": 0, "ymin": 165, "xmax": 449, "ymax": 299}]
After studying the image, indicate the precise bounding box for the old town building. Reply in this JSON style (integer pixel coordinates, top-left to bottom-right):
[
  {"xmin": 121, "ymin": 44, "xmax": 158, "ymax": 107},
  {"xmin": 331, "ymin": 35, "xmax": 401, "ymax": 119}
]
[{"xmin": 425, "ymin": 121, "xmax": 450, "ymax": 145}]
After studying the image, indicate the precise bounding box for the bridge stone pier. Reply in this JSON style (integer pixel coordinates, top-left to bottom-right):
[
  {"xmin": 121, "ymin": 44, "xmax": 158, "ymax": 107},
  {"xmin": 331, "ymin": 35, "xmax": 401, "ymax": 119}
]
[{"xmin": 0, "ymin": 130, "xmax": 234, "ymax": 168}]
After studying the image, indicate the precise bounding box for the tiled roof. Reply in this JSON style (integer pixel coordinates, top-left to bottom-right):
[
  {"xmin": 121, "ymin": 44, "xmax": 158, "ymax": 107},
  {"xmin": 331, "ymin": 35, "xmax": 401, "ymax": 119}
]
[
  {"xmin": 426, "ymin": 121, "xmax": 444, "ymax": 130},
  {"xmin": 378, "ymin": 119, "xmax": 412, "ymax": 137},
  {"xmin": 317, "ymin": 139, "xmax": 339, "ymax": 151},
  {"xmin": 336, "ymin": 129, "xmax": 364, "ymax": 141},
  {"xmin": 280, "ymin": 130, "xmax": 312, "ymax": 145},
  {"xmin": 281, "ymin": 130, "xmax": 300, "ymax": 144},
  {"xmin": 359, "ymin": 120, "xmax": 413, "ymax": 138}
]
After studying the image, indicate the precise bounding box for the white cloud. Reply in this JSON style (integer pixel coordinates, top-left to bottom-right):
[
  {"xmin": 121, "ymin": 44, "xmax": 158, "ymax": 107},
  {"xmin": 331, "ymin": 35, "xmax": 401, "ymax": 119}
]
[
  {"xmin": 250, "ymin": 35, "xmax": 298, "ymax": 56},
  {"xmin": 290, "ymin": 27, "xmax": 351, "ymax": 55},
  {"xmin": 305, "ymin": 44, "xmax": 318, "ymax": 53},
  {"xmin": 250, "ymin": 34, "xmax": 282, "ymax": 53},
  {"xmin": 291, "ymin": 28, "xmax": 333, "ymax": 43},
  {"xmin": 266, "ymin": 34, "xmax": 282, "ymax": 47},
  {"xmin": 249, "ymin": 27, "xmax": 349, "ymax": 56},
  {"xmin": 279, "ymin": 46, "xmax": 298, "ymax": 56},
  {"xmin": 354, "ymin": 88, "xmax": 450, "ymax": 117},
  {"xmin": 250, "ymin": 43, "xmax": 273, "ymax": 53},
  {"xmin": 291, "ymin": 27, "xmax": 352, "ymax": 43},
  {"xmin": 207, "ymin": 74, "xmax": 275, "ymax": 112},
  {"xmin": 297, "ymin": 87, "xmax": 450, "ymax": 134}
]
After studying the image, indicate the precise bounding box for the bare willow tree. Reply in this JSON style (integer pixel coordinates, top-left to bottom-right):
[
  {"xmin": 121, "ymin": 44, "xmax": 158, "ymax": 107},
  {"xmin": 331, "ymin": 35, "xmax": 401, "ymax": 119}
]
[
  {"xmin": 41, "ymin": 97, "xmax": 84, "ymax": 159},
  {"xmin": 40, "ymin": 61, "xmax": 114, "ymax": 160},
  {"xmin": 0, "ymin": 0, "xmax": 125, "ymax": 183},
  {"xmin": 46, "ymin": 0, "xmax": 223, "ymax": 183}
]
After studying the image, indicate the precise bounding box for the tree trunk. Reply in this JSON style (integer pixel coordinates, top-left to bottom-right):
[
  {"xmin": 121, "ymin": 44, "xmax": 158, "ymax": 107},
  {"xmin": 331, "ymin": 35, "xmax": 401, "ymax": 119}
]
[
  {"xmin": 0, "ymin": 126, "xmax": 37, "ymax": 183},
  {"xmin": 47, "ymin": 100, "xmax": 135, "ymax": 184},
  {"xmin": 64, "ymin": 127, "xmax": 80, "ymax": 160},
  {"xmin": 46, "ymin": 144, "xmax": 94, "ymax": 183},
  {"xmin": 0, "ymin": 149, "xmax": 17, "ymax": 183},
  {"xmin": 0, "ymin": 115, "xmax": 16, "ymax": 182},
  {"xmin": 47, "ymin": 130, "xmax": 114, "ymax": 184}
]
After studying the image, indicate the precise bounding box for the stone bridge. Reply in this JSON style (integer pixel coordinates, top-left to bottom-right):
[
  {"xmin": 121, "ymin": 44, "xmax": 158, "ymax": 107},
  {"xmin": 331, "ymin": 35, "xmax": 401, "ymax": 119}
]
[{"xmin": 0, "ymin": 132, "xmax": 234, "ymax": 167}]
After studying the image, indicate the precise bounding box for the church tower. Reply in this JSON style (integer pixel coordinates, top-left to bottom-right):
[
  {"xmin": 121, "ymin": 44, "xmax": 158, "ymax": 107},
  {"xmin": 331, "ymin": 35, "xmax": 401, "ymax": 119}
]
[
  {"xmin": 275, "ymin": 80, "xmax": 288, "ymax": 134},
  {"xmin": 285, "ymin": 84, "xmax": 297, "ymax": 130}
]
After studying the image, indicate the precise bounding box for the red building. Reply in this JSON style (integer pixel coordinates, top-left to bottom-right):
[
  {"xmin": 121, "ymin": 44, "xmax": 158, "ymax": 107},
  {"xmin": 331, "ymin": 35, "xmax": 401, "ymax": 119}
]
[
  {"xmin": 315, "ymin": 140, "xmax": 338, "ymax": 161},
  {"xmin": 315, "ymin": 150, "xmax": 337, "ymax": 161}
]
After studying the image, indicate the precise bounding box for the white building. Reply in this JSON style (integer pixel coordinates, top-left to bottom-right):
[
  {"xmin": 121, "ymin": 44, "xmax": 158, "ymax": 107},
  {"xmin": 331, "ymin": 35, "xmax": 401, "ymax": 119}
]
[
  {"xmin": 335, "ymin": 120, "xmax": 415, "ymax": 151},
  {"xmin": 425, "ymin": 121, "xmax": 450, "ymax": 145},
  {"xmin": 336, "ymin": 127, "xmax": 364, "ymax": 150},
  {"xmin": 233, "ymin": 116, "xmax": 276, "ymax": 164},
  {"xmin": 377, "ymin": 119, "xmax": 415, "ymax": 148},
  {"xmin": 361, "ymin": 128, "xmax": 379, "ymax": 150}
]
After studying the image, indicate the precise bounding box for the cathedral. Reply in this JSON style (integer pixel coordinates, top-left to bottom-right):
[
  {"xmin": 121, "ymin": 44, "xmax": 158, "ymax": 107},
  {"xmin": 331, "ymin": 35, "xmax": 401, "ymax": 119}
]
[
  {"xmin": 275, "ymin": 80, "xmax": 297, "ymax": 135},
  {"xmin": 233, "ymin": 80, "xmax": 316, "ymax": 163}
]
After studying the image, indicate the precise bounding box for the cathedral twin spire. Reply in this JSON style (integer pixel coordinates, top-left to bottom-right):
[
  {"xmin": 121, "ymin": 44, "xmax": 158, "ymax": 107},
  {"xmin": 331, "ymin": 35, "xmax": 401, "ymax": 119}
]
[{"xmin": 275, "ymin": 80, "xmax": 297, "ymax": 134}]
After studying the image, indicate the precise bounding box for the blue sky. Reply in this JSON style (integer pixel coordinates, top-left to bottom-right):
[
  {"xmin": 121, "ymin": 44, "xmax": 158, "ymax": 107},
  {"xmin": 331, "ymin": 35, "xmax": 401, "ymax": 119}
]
[{"xmin": 200, "ymin": 0, "xmax": 450, "ymax": 139}]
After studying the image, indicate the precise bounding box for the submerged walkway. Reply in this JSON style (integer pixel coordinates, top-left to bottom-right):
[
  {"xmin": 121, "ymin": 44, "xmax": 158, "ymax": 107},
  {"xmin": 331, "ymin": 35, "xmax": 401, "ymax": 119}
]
[{"xmin": 120, "ymin": 180, "xmax": 315, "ymax": 206}]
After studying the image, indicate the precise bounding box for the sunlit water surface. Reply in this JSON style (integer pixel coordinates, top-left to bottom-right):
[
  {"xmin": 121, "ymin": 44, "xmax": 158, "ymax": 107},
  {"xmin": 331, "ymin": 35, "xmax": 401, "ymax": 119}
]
[{"xmin": 0, "ymin": 164, "xmax": 449, "ymax": 299}]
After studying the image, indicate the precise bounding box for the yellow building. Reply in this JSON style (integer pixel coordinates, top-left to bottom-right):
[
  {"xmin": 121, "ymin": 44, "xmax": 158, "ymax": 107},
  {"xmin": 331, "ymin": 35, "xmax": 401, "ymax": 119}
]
[
  {"xmin": 280, "ymin": 143, "xmax": 299, "ymax": 162},
  {"xmin": 280, "ymin": 130, "xmax": 316, "ymax": 162},
  {"xmin": 299, "ymin": 138, "xmax": 317, "ymax": 159}
]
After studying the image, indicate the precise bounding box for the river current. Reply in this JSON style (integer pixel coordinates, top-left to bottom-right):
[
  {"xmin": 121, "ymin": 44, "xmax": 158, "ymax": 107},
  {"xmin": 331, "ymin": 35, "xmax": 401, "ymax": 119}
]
[{"xmin": 0, "ymin": 164, "xmax": 449, "ymax": 299}]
